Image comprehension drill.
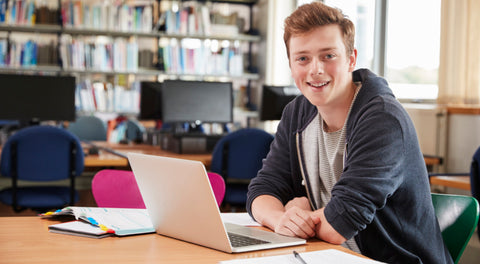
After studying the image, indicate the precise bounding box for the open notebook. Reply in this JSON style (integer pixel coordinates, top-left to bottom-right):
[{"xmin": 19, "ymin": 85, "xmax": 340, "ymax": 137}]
[{"xmin": 127, "ymin": 152, "xmax": 306, "ymax": 253}]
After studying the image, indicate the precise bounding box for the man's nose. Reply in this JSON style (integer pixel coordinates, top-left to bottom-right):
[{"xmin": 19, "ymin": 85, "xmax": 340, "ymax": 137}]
[{"xmin": 310, "ymin": 58, "xmax": 324, "ymax": 76}]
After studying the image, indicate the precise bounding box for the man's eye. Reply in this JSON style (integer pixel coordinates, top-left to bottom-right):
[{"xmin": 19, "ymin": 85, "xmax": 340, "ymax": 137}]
[
  {"xmin": 296, "ymin": 56, "xmax": 307, "ymax": 62},
  {"xmin": 325, "ymin": 54, "xmax": 336, "ymax": 59}
]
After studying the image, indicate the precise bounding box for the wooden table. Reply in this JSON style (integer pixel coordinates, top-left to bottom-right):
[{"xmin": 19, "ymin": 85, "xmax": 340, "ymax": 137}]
[
  {"xmin": 423, "ymin": 155, "xmax": 443, "ymax": 174},
  {"xmin": 0, "ymin": 217, "xmax": 367, "ymax": 264},
  {"xmin": 430, "ymin": 175, "xmax": 471, "ymax": 191},
  {"xmin": 424, "ymin": 155, "xmax": 442, "ymax": 167},
  {"xmin": 83, "ymin": 141, "xmax": 212, "ymax": 169}
]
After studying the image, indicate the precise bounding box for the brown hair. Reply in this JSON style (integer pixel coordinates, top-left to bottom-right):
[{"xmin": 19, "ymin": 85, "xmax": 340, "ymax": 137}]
[{"xmin": 283, "ymin": 2, "xmax": 355, "ymax": 58}]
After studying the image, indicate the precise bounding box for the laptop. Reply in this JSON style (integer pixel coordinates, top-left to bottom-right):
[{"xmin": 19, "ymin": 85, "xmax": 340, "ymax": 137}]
[{"xmin": 127, "ymin": 152, "xmax": 306, "ymax": 253}]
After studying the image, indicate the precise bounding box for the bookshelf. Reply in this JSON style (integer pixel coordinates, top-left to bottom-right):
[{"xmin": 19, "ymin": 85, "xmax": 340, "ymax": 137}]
[{"xmin": 0, "ymin": 0, "xmax": 261, "ymax": 120}]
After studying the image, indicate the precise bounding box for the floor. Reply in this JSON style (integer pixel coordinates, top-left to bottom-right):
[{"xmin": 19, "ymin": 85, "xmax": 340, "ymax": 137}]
[
  {"xmin": 433, "ymin": 186, "xmax": 480, "ymax": 264},
  {"xmin": 0, "ymin": 190, "xmax": 478, "ymax": 263},
  {"xmin": 459, "ymin": 229, "xmax": 480, "ymax": 264}
]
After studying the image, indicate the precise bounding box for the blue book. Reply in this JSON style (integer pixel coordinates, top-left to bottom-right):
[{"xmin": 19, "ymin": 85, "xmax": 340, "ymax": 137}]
[
  {"xmin": 26, "ymin": 0, "xmax": 34, "ymax": 25},
  {"xmin": 179, "ymin": 46, "xmax": 185, "ymax": 73},
  {"xmin": 22, "ymin": 40, "xmax": 32, "ymax": 66},
  {"xmin": 31, "ymin": 41, "xmax": 37, "ymax": 65},
  {"xmin": 0, "ymin": 39, "xmax": 6, "ymax": 65},
  {"xmin": 0, "ymin": 0, "xmax": 6, "ymax": 23},
  {"xmin": 135, "ymin": 6, "xmax": 142, "ymax": 30},
  {"xmin": 10, "ymin": 0, "xmax": 16, "ymax": 24}
]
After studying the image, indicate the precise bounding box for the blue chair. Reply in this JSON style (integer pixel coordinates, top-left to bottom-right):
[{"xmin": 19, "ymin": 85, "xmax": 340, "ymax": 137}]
[
  {"xmin": 210, "ymin": 128, "xmax": 274, "ymax": 209},
  {"xmin": 0, "ymin": 125, "xmax": 84, "ymax": 212},
  {"xmin": 471, "ymin": 146, "xmax": 480, "ymax": 239},
  {"xmin": 0, "ymin": 120, "xmax": 19, "ymax": 126},
  {"xmin": 125, "ymin": 119, "xmax": 145, "ymax": 143},
  {"xmin": 67, "ymin": 115, "xmax": 107, "ymax": 141}
]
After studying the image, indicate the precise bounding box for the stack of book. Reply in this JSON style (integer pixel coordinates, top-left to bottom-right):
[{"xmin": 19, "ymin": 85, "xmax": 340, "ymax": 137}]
[
  {"xmin": 41, "ymin": 206, "xmax": 155, "ymax": 239},
  {"xmin": 61, "ymin": 0, "xmax": 154, "ymax": 32},
  {"xmin": 59, "ymin": 35, "xmax": 139, "ymax": 72},
  {"xmin": 75, "ymin": 79, "xmax": 140, "ymax": 114},
  {"xmin": 159, "ymin": 38, "xmax": 244, "ymax": 76}
]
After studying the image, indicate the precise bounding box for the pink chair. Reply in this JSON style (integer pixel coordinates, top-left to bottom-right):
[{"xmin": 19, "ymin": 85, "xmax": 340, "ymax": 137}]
[
  {"xmin": 92, "ymin": 169, "xmax": 146, "ymax": 208},
  {"xmin": 208, "ymin": 172, "xmax": 226, "ymax": 207},
  {"xmin": 91, "ymin": 169, "xmax": 225, "ymax": 208}
]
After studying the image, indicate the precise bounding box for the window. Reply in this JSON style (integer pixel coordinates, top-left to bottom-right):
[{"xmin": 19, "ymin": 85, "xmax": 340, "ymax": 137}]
[
  {"xmin": 323, "ymin": 0, "xmax": 376, "ymax": 70},
  {"xmin": 321, "ymin": 0, "xmax": 441, "ymax": 101},
  {"xmin": 385, "ymin": 0, "xmax": 441, "ymax": 101}
]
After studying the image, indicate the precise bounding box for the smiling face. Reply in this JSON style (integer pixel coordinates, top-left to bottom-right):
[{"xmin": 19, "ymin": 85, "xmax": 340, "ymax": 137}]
[{"xmin": 289, "ymin": 24, "xmax": 357, "ymax": 112}]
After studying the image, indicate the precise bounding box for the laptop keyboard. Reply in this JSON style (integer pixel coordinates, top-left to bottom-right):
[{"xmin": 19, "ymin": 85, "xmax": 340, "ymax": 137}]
[{"xmin": 228, "ymin": 232, "xmax": 270, "ymax": 248}]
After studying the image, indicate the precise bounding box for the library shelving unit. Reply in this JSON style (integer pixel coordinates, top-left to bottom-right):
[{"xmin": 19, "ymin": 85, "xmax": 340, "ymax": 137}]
[{"xmin": 0, "ymin": 0, "xmax": 261, "ymax": 118}]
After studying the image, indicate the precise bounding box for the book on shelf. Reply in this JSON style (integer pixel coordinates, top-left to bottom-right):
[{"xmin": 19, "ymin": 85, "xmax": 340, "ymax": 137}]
[
  {"xmin": 61, "ymin": 0, "xmax": 153, "ymax": 32},
  {"xmin": 75, "ymin": 79, "xmax": 139, "ymax": 114},
  {"xmin": 0, "ymin": 38, "xmax": 6, "ymax": 65},
  {"xmin": 1, "ymin": 0, "xmax": 41, "ymax": 26},
  {"xmin": 60, "ymin": 35, "xmax": 140, "ymax": 72},
  {"xmin": 159, "ymin": 38, "xmax": 244, "ymax": 76},
  {"xmin": 41, "ymin": 206, "xmax": 155, "ymax": 238},
  {"xmin": 3, "ymin": 38, "xmax": 44, "ymax": 67},
  {"xmin": 35, "ymin": 5, "xmax": 59, "ymax": 25},
  {"xmin": 164, "ymin": 4, "xmax": 212, "ymax": 36},
  {"xmin": 0, "ymin": 0, "xmax": 6, "ymax": 23}
]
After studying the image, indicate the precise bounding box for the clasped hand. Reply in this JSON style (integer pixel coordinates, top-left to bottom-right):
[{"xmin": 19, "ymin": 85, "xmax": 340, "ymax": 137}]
[{"xmin": 274, "ymin": 197, "xmax": 322, "ymax": 239}]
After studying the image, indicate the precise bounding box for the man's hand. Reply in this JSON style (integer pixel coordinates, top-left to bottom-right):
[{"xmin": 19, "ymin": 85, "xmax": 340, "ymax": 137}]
[
  {"xmin": 311, "ymin": 208, "xmax": 347, "ymax": 244},
  {"xmin": 274, "ymin": 204, "xmax": 320, "ymax": 239},
  {"xmin": 285, "ymin": 196, "xmax": 312, "ymax": 211},
  {"xmin": 252, "ymin": 195, "xmax": 320, "ymax": 239}
]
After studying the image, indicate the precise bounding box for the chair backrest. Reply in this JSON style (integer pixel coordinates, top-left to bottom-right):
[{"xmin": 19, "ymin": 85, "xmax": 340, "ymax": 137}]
[
  {"xmin": 211, "ymin": 128, "xmax": 274, "ymax": 180},
  {"xmin": 92, "ymin": 170, "xmax": 146, "ymax": 208},
  {"xmin": 0, "ymin": 125, "xmax": 84, "ymax": 180},
  {"xmin": 470, "ymin": 146, "xmax": 480, "ymax": 240},
  {"xmin": 432, "ymin": 193, "xmax": 479, "ymax": 264},
  {"xmin": 210, "ymin": 128, "xmax": 274, "ymax": 206},
  {"xmin": 92, "ymin": 170, "xmax": 225, "ymax": 208},
  {"xmin": 471, "ymin": 146, "xmax": 480, "ymax": 205},
  {"xmin": 67, "ymin": 115, "xmax": 107, "ymax": 141},
  {"xmin": 125, "ymin": 119, "xmax": 145, "ymax": 143},
  {"xmin": 207, "ymin": 172, "xmax": 226, "ymax": 207},
  {"xmin": 0, "ymin": 125, "xmax": 84, "ymax": 211}
]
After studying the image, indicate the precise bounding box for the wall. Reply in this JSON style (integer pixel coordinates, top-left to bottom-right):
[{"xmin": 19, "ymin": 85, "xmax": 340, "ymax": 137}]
[
  {"xmin": 404, "ymin": 104, "xmax": 480, "ymax": 173},
  {"xmin": 446, "ymin": 113, "xmax": 480, "ymax": 172},
  {"xmin": 403, "ymin": 103, "xmax": 447, "ymax": 172},
  {"xmin": 255, "ymin": 0, "xmax": 295, "ymax": 133}
]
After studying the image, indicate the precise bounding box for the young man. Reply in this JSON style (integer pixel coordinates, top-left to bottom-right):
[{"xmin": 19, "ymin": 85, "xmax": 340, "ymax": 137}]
[{"xmin": 246, "ymin": 2, "xmax": 452, "ymax": 263}]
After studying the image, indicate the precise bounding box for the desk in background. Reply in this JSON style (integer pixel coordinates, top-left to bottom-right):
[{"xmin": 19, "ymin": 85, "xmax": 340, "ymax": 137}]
[
  {"xmin": 0, "ymin": 141, "xmax": 440, "ymax": 171},
  {"xmin": 0, "ymin": 217, "xmax": 368, "ymax": 264},
  {"xmin": 423, "ymin": 155, "xmax": 443, "ymax": 173},
  {"xmin": 430, "ymin": 175, "xmax": 471, "ymax": 191},
  {"xmin": 83, "ymin": 141, "xmax": 212, "ymax": 169}
]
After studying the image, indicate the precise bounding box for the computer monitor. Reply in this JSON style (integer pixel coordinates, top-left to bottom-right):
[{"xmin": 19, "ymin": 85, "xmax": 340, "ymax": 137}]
[
  {"xmin": 139, "ymin": 81, "xmax": 163, "ymax": 121},
  {"xmin": 260, "ymin": 85, "xmax": 301, "ymax": 121},
  {"xmin": 161, "ymin": 80, "xmax": 233, "ymax": 125},
  {"xmin": 0, "ymin": 73, "xmax": 76, "ymax": 126}
]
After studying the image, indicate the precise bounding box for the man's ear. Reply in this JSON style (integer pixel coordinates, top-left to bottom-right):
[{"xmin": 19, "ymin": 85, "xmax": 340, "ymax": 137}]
[{"xmin": 348, "ymin": 49, "xmax": 358, "ymax": 71}]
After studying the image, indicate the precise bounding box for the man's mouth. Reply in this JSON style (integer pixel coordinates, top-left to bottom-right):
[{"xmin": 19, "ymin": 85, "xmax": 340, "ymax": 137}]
[{"xmin": 308, "ymin": 81, "xmax": 330, "ymax": 88}]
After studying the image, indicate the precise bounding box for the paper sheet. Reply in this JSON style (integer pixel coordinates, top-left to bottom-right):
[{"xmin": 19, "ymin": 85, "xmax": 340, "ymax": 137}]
[
  {"xmin": 219, "ymin": 249, "xmax": 386, "ymax": 264},
  {"xmin": 220, "ymin": 212, "xmax": 261, "ymax": 226}
]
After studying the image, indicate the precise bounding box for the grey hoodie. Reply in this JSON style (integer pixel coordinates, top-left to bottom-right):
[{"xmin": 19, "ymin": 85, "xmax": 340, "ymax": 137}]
[{"xmin": 247, "ymin": 69, "xmax": 452, "ymax": 264}]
